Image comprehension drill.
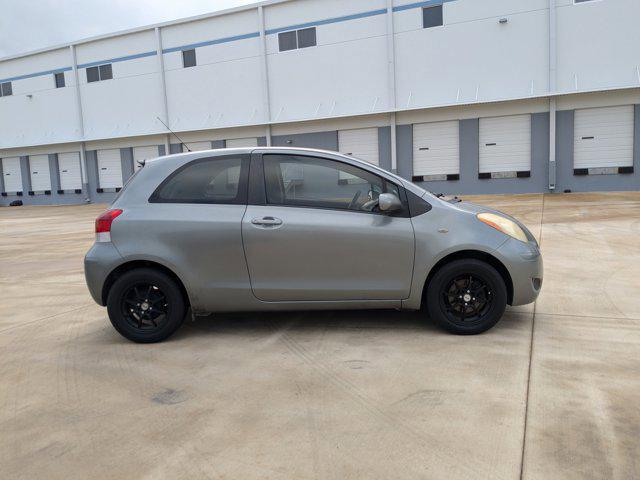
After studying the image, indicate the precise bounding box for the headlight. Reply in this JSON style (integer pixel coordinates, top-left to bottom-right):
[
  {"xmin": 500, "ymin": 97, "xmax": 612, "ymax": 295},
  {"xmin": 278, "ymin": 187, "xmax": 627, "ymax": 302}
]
[{"xmin": 477, "ymin": 213, "xmax": 528, "ymax": 243}]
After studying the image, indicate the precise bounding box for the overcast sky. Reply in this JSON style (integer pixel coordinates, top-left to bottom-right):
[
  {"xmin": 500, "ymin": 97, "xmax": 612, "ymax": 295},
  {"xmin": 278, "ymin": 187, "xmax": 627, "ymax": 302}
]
[{"xmin": 0, "ymin": 0, "xmax": 258, "ymax": 58}]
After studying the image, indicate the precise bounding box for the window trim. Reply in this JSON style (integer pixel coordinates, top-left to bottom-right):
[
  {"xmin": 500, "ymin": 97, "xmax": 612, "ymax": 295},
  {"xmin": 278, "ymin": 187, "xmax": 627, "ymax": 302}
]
[
  {"xmin": 256, "ymin": 153, "xmax": 410, "ymax": 218},
  {"xmin": 148, "ymin": 154, "xmax": 250, "ymax": 205}
]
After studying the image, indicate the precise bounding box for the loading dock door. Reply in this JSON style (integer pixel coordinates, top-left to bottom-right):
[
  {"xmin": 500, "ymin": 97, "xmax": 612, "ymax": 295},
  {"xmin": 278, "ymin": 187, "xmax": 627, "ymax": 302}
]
[
  {"xmin": 29, "ymin": 155, "xmax": 52, "ymax": 191},
  {"xmin": 58, "ymin": 152, "xmax": 82, "ymax": 190},
  {"xmin": 574, "ymin": 105, "xmax": 634, "ymax": 169},
  {"xmin": 186, "ymin": 141, "xmax": 211, "ymax": 152},
  {"xmin": 133, "ymin": 146, "xmax": 159, "ymax": 172},
  {"xmin": 226, "ymin": 137, "xmax": 258, "ymax": 148},
  {"xmin": 338, "ymin": 128, "xmax": 379, "ymax": 165},
  {"xmin": 413, "ymin": 121, "xmax": 459, "ymax": 176},
  {"xmin": 2, "ymin": 157, "xmax": 23, "ymax": 193},
  {"xmin": 97, "ymin": 149, "xmax": 123, "ymax": 189},
  {"xmin": 479, "ymin": 115, "xmax": 531, "ymax": 174}
]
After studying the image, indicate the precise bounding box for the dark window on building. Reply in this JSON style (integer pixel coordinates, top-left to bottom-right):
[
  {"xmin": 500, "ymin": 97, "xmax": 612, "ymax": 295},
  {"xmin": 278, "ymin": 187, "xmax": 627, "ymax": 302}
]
[
  {"xmin": 297, "ymin": 27, "xmax": 317, "ymax": 49},
  {"xmin": 87, "ymin": 64, "xmax": 112, "ymax": 83},
  {"xmin": 278, "ymin": 31, "xmax": 298, "ymax": 52},
  {"xmin": 99, "ymin": 63, "xmax": 112, "ymax": 80},
  {"xmin": 423, "ymin": 5, "xmax": 443, "ymax": 28},
  {"xmin": 54, "ymin": 72, "xmax": 65, "ymax": 88},
  {"xmin": 150, "ymin": 156, "xmax": 249, "ymax": 204},
  {"xmin": 0, "ymin": 82, "xmax": 12, "ymax": 97},
  {"xmin": 279, "ymin": 27, "xmax": 316, "ymax": 52},
  {"xmin": 86, "ymin": 66, "xmax": 100, "ymax": 83},
  {"xmin": 182, "ymin": 49, "xmax": 196, "ymax": 68},
  {"xmin": 574, "ymin": 0, "xmax": 594, "ymax": 2}
]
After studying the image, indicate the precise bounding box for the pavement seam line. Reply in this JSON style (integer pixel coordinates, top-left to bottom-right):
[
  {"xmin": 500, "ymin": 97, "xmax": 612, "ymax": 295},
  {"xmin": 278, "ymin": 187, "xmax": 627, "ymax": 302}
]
[{"xmin": 519, "ymin": 192, "xmax": 546, "ymax": 480}]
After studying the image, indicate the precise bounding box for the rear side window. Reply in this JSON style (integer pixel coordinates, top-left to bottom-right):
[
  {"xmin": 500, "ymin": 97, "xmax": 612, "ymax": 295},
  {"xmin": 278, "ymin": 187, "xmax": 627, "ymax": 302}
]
[{"xmin": 150, "ymin": 155, "xmax": 249, "ymax": 204}]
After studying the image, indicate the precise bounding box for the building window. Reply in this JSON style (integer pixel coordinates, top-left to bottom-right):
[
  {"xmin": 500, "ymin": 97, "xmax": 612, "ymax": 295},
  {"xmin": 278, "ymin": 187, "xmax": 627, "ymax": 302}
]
[
  {"xmin": 423, "ymin": 5, "xmax": 443, "ymax": 28},
  {"xmin": 54, "ymin": 72, "xmax": 65, "ymax": 88},
  {"xmin": 0, "ymin": 81, "xmax": 12, "ymax": 97},
  {"xmin": 86, "ymin": 64, "xmax": 113, "ymax": 83},
  {"xmin": 182, "ymin": 49, "xmax": 196, "ymax": 68},
  {"xmin": 278, "ymin": 27, "xmax": 317, "ymax": 52},
  {"xmin": 574, "ymin": 0, "xmax": 595, "ymax": 2}
]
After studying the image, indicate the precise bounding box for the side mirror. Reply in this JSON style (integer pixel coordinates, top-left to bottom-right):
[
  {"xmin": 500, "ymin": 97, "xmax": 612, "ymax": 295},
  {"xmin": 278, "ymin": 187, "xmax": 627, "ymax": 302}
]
[{"xmin": 378, "ymin": 193, "xmax": 402, "ymax": 212}]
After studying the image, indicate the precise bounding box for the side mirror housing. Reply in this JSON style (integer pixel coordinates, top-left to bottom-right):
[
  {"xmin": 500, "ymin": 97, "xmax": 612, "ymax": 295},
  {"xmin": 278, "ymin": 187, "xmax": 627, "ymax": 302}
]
[{"xmin": 378, "ymin": 193, "xmax": 402, "ymax": 212}]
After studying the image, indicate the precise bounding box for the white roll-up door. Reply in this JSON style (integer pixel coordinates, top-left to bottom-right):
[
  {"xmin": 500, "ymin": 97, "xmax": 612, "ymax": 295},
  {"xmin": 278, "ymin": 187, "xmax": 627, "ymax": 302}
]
[
  {"xmin": 97, "ymin": 149, "xmax": 123, "ymax": 189},
  {"xmin": 133, "ymin": 146, "xmax": 159, "ymax": 171},
  {"xmin": 574, "ymin": 105, "xmax": 634, "ymax": 169},
  {"xmin": 186, "ymin": 141, "xmax": 211, "ymax": 152},
  {"xmin": 2, "ymin": 157, "xmax": 23, "ymax": 193},
  {"xmin": 413, "ymin": 121, "xmax": 459, "ymax": 176},
  {"xmin": 29, "ymin": 155, "xmax": 52, "ymax": 191},
  {"xmin": 338, "ymin": 128, "xmax": 379, "ymax": 165},
  {"xmin": 226, "ymin": 137, "xmax": 258, "ymax": 148},
  {"xmin": 479, "ymin": 115, "xmax": 531, "ymax": 173},
  {"xmin": 58, "ymin": 152, "xmax": 82, "ymax": 190}
]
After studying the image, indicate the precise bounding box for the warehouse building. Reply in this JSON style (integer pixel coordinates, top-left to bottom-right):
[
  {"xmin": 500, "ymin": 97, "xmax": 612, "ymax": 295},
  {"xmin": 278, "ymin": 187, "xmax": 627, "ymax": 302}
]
[{"xmin": 0, "ymin": 0, "xmax": 638, "ymax": 206}]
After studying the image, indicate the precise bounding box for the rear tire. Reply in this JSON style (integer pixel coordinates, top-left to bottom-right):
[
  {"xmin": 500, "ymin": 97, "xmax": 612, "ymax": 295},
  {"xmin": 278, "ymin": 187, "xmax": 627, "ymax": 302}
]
[
  {"xmin": 426, "ymin": 259, "xmax": 507, "ymax": 335},
  {"xmin": 106, "ymin": 268, "xmax": 186, "ymax": 343}
]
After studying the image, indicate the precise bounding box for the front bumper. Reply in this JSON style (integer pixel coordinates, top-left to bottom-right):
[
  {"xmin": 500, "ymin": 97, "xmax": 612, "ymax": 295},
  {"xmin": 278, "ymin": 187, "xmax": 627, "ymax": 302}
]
[
  {"xmin": 84, "ymin": 242, "xmax": 123, "ymax": 306},
  {"xmin": 495, "ymin": 238, "xmax": 543, "ymax": 306}
]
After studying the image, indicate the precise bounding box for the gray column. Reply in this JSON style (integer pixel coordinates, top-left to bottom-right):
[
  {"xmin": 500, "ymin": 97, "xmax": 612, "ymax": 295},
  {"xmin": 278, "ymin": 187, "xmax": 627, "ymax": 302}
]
[
  {"xmin": 120, "ymin": 148, "xmax": 134, "ymax": 182},
  {"xmin": 0, "ymin": 161, "xmax": 4, "ymax": 194},
  {"xmin": 395, "ymin": 124, "xmax": 413, "ymax": 180},
  {"xmin": 378, "ymin": 126, "xmax": 392, "ymax": 172},
  {"xmin": 20, "ymin": 156, "xmax": 31, "ymax": 193},
  {"xmin": 85, "ymin": 150, "xmax": 99, "ymax": 201},
  {"xmin": 555, "ymin": 110, "xmax": 574, "ymax": 192},
  {"xmin": 49, "ymin": 154, "xmax": 60, "ymax": 193}
]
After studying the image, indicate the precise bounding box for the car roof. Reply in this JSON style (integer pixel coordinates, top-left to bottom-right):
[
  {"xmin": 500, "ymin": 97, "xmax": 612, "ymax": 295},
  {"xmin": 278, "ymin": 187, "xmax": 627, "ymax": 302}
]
[{"xmin": 145, "ymin": 146, "xmax": 428, "ymax": 198}]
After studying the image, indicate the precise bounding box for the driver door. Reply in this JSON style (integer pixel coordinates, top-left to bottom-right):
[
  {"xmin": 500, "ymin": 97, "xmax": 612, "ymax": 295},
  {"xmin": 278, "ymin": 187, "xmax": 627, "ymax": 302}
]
[{"xmin": 241, "ymin": 153, "xmax": 415, "ymax": 302}]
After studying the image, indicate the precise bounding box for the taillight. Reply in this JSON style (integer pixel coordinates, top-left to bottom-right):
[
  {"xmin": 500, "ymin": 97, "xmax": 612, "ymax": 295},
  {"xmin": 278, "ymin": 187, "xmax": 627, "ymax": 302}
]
[{"xmin": 95, "ymin": 209, "xmax": 122, "ymax": 242}]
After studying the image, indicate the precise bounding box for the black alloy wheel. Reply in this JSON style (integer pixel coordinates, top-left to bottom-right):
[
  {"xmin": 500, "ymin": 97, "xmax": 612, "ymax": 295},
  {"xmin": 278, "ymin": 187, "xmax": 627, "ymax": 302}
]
[{"xmin": 426, "ymin": 259, "xmax": 507, "ymax": 335}]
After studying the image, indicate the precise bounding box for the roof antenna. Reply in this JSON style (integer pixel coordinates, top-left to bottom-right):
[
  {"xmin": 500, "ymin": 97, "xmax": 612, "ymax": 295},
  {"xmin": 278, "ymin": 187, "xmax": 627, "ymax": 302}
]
[{"xmin": 156, "ymin": 116, "xmax": 191, "ymax": 152}]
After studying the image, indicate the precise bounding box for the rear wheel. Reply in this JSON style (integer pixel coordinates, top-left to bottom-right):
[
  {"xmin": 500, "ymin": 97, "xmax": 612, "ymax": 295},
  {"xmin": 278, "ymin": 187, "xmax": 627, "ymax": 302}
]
[
  {"xmin": 107, "ymin": 268, "xmax": 186, "ymax": 343},
  {"xmin": 426, "ymin": 259, "xmax": 507, "ymax": 335}
]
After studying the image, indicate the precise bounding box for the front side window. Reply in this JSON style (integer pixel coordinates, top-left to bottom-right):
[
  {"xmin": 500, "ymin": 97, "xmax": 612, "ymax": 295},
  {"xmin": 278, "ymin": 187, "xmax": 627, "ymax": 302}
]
[
  {"xmin": 423, "ymin": 5, "xmax": 443, "ymax": 28},
  {"xmin": 263, "ymin": 154, "xmax": 402, "ymax": 214},
  {"xmin": 150, "ymin": 156, "xmax": 248, "ymax": 204}
]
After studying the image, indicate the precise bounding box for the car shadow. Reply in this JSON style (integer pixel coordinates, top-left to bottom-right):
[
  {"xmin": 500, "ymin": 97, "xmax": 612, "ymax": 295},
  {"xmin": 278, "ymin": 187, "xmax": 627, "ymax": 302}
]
[{"xmin": 171, "ymin": 308, "xmax": 440, "ymax": 340}]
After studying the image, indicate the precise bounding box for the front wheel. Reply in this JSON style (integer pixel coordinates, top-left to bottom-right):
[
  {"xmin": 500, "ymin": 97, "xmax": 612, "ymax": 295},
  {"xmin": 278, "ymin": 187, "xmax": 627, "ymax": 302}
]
[
  {"xmin": 426, "ymin": 259, "xmax": 507, "ymax": 335},
  {"xmin": 107, "ymin": 268, "xmax": 186, "ymax": 343}
]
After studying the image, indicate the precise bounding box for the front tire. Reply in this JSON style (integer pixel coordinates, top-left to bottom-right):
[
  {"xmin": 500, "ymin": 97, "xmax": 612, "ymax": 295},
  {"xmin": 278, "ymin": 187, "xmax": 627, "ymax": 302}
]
[
  {"xmin": 106, "ymin": 268, "xmax": 186, "ymax": 343},
  {"xmin": 426, "ymin": 259, "xmax": 507, "ymax": 335}
]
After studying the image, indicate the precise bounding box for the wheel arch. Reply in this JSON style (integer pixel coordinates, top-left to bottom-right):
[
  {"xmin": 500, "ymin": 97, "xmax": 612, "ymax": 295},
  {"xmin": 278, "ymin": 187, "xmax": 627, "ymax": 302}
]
[
  {"xmin": 101, "ymin": 260, "xmax": 191, "ymax": 308},
  {"xmin": 422, "ymin": 250, "xmax": 514, "ymax": 306}
]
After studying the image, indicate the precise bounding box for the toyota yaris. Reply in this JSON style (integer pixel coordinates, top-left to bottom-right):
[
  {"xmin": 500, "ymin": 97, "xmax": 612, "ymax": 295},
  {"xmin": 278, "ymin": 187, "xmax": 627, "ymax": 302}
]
[{"xmin": 85, "ymin": 147, "xmax": 542, "ymax": 343}]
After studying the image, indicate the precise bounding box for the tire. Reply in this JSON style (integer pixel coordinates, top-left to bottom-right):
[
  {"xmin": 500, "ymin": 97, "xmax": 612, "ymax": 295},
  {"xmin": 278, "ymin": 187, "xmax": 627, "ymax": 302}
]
[
  {"xmin": 106, "ymin": 268, "xmax": 186, "ymax": 343},
  {"xmin": 426, "ymin": 259, "xmax": 507, "ymax": 335}
]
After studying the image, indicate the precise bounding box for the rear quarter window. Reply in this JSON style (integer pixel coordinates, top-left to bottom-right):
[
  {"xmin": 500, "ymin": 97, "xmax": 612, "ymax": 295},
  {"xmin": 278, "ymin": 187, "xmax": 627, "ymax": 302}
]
[{"xmin": 149, "ymin": 155, "xmax": 249, "ymax": 204}]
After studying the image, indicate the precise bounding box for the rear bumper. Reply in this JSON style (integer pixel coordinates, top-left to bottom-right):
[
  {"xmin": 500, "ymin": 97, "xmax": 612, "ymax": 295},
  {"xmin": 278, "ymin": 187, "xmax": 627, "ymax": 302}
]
[
  {"xmin": 495, "ymin": 238, "xmax": 543, "ymax": 306},
  {"xmin": 84, "ymin": 242, "xmax": 123, "ymax": 306}
]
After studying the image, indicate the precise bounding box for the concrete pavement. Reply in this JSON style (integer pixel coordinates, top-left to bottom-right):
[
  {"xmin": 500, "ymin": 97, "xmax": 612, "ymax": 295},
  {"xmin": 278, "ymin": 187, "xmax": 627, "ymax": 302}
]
[{"xmin": 0, "ymin": 192, "xmax": 638, "ymax": 479}]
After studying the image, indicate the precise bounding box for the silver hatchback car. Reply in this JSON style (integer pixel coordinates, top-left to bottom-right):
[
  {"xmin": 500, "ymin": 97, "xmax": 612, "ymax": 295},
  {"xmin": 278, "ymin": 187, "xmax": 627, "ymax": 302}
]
[{"xmin": 85, "ymin": 147, "xmax": 542, "ymax": 343}]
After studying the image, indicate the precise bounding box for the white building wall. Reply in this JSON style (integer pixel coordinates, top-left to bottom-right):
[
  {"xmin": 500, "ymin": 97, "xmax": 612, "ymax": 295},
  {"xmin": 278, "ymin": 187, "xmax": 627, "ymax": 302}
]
[{"xmin": 0, "ymin": 0, "xmax": 638, "ymax": 154}]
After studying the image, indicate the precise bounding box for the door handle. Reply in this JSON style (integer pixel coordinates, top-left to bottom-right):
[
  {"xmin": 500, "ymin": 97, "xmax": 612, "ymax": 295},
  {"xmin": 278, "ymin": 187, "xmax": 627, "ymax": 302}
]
[{"xmin": 251, "ymin": 216, "xmax": 283, "ymax": 226}]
